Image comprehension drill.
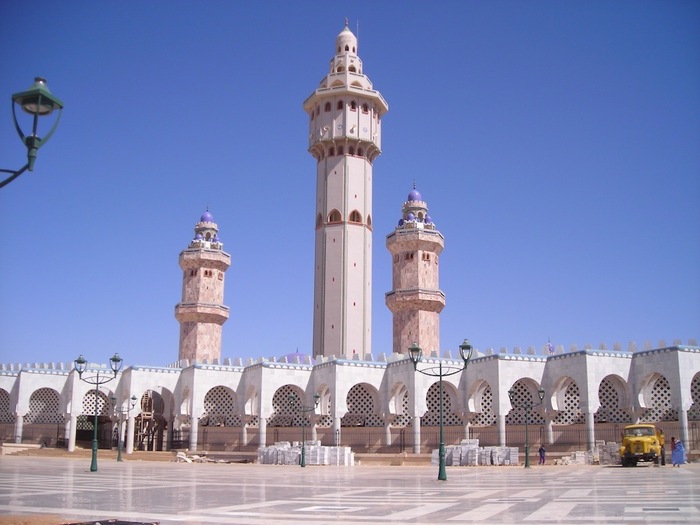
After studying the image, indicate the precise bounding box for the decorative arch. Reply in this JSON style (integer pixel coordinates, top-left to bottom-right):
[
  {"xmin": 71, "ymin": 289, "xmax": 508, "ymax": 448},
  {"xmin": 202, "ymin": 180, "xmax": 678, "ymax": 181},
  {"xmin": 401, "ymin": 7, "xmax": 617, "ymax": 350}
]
[
  {"xmin": 639, "ymin": 374, "xmax": 677, "ymax": 422},
  {"xmin": 595, "ymin": 375, "xmax": 631, "ymax": 423},
  {"xmin": 552, "ymin": 380, "xmax": 584, "ymax": 424},
  {"xmin": 25, "ymin": 388, "xmax": 63, "ymax": 424},
  {"xmin": 268, "ymin": 385, "xmax": 315, "ymax": 427},
  {"xmin": 505, "ymin": 380, "xmax": 545, "ymax": 425},
  {"xmin": 688, "ymin": 372, "xmax": 700, "ymax": 421},
  {"xmin": 328, "ymin": 209, "xmax": 342, "ymax": 223},
  {"xmin": 0, "ymin": 389, "xmax": 14, "ymax": 423},
  {"xmin": 421, "ymin": 382, "xmax": 462, "ymax": 426},
  {"xmin": 342, "ymin": 383, "xmax": 383, "ymax": 427},
  {"xmin": 467, "ymin": 379, "xmax": 496, "ymax": 426},
  {"xmin": 348, "ymin": 210, "xmax": 362, "ymax": 224},
  {"xmin": 200, "ymin": 385, "xmax": 239, "ymax": 427},
  {"xmin": 315, "ymin": 213, "xmax": 323, "ymax": 229}
]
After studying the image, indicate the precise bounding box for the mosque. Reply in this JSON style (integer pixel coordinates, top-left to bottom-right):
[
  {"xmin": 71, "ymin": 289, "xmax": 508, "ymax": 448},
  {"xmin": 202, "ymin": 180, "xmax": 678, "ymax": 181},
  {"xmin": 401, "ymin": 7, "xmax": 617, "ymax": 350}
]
[{"xmin": 1, "ymin": 23, "xmax": 699, "ymax": 458}]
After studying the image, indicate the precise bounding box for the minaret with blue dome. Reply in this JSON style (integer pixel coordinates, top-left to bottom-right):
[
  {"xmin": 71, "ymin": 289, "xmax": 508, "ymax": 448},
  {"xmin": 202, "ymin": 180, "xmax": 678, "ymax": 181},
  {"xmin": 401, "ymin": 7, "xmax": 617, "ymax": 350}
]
[
  {"xmin": 174, "ymin": 210, "xmax": 231, "ymax": 363},
  {"xmin": 386, "ymin": 186, "xmax": 445, "ymax": 355},
  {"xmin": 303, "ymin": 21, "xmax": 388, "ymax": 358}
]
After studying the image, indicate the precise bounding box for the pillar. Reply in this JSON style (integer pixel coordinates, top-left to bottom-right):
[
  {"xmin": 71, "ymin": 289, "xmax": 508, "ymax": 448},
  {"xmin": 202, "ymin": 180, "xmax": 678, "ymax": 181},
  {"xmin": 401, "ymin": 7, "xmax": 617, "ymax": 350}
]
[
  {"xmin": 585, "ymin": 411, "xmax": 596, "ymax": 450},
  {"xmin": 258, "ymin": 417, "xmax": 267, "ymax": 447},
  {"xmin": 412, "ymin": 416, "xmax": 421, "ymax": 454},
  {"xmin": 333, "ymin": 416, "xmax": 342, "ymax": 447},
  {"xmin": 67, "ymin": 414, "xmax": 77, "ymax": 452},
  {"xmin": 544, "ymin": 416, "xmax": 554, "ymax": 445},
  {"xmin": 497, "ymin": 414, "xmax": 506, "ymax": 447},
  {"xmin": 14, "ymin": 413, "xmax": 24, "ymax": 444},
  {"xmin": 126, "ymin": 415, "xmax": 135, "ymax": 454},
  {"xmin": 679, "ymin": 408, "xmax": 689, "ymax": 446},
  {"xmin": 63, "ymin": 416, "xmax": 71, "ymax": 447},
  {"xmin": 189, "ymin": 415, "xmax": 199, "ymax": 452}
]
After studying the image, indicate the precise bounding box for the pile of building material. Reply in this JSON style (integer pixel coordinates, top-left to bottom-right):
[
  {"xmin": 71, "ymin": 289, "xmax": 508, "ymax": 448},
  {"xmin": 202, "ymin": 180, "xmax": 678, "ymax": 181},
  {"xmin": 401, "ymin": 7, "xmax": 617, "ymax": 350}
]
[
  {"xmin": 597, "ymin": 443, "xmax": 621, "ymax": 465},
  {"xmin": 430, "ymin": 439, "xmax": 518, "ymax": 466},
  {"xmin": 553, "ymin": 450, "xmax": 595, "ymax": 465},
  {"xmin": 258, "ymin": 441, "xmax": 355, "ymax": 466}
]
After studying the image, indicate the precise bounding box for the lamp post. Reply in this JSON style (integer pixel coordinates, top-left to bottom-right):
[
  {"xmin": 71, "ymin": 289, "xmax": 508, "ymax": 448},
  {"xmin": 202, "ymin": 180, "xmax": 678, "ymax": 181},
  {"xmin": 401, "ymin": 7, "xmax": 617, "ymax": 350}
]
[
  {"xmin": 74, "ymin": 353, "xmax": 123, "ymax": 472},
  {"xmin": 288, "ymin": 393, "xmax": 320, "ymax": 467},
  {"xmin": 408, "ymin": 339, "xmax": 473, "ymax": 481},
  {"xmin": 508, "ymin": 386, "xmax": 545, "ymax": 468},
  {"xmin": 1, "ymin": 78, "xmax": 63, "ymax": 188},
  {"xmin": 111, "ymin": 394, "xmax": 137, "ymax": 462}
]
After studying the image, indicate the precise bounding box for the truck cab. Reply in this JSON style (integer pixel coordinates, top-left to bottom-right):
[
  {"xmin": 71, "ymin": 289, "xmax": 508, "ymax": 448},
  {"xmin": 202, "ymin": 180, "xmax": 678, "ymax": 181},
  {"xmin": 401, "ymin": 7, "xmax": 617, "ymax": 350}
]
[{"xmin": 619, "ymin": 424, "xmax": 664, "ymax": 467}]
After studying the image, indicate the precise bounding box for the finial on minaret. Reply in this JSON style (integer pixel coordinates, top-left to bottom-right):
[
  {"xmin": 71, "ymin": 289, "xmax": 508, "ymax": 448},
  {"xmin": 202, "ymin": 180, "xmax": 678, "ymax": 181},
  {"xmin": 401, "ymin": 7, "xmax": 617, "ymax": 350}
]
[
  {"xmin": 345, "ymin": 17, "xmax": 349, "ymax": 27},
  {"xmin": 413, "ymin": 180, "xmax": 416, "ymax": 190}
]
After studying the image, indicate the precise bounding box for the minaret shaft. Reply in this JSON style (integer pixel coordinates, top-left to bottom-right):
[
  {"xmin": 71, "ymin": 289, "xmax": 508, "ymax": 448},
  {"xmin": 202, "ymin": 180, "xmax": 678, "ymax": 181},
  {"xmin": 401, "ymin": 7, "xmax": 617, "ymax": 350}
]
[{"xmin": 305, "ymin": 23, "xmax": 387, "ymax": 359}]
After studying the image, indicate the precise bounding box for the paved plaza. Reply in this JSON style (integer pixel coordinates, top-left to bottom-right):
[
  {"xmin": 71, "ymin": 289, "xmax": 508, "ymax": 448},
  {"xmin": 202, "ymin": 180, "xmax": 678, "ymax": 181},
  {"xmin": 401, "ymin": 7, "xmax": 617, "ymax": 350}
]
[{"xmin": 0, "ymin": 456, "xmax": 699, "ymax": 524}]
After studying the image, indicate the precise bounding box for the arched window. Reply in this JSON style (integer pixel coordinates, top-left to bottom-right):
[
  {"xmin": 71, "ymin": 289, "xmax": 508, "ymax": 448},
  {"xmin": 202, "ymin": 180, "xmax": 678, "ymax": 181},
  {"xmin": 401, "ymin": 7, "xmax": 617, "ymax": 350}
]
[
  {"xmin": 350, "ymin": 101, "xmax": 357, "ymax": 111},
  {"xmin": 324, "ymin": 102, "xmax": 331, "ymax": 112},
  {"xmin": 357, "ymin": 147, "xmax": 364, "ymax": 157},
  {"xmin": 362, "ymin": 103, "xmax": 369, "ymax": 113},
  {"xmin": 345, "ymin": 45, "xmax": 349, "ymax": 51},
  {"xmin": 349, "ymin": 210, "xmax": 362, "ymax": 223},
  {"xmin": 337, "ymin": 100, "xmax": 344, "ymax": 110},
  {"xmin": 329, "ymin": 147, "xmax": 335, "ymax": 156},
  {"xmin": 337, "ymin": 65, "xmax": 345, "ymax": 73},
  {"xmin": 316, "ymin": 213, "xmax": 323, "ymax": 229},
  {"xmin": 349, "ymin": 65, "xmax": 356, "ymax": 73},
  {"xmin": 366, "ymin": 215, "xmax": 372, "ymax": 229},
  {"xmin": 349, "ymin": 146, "xmax": 355, "ymax": 156},
  {"xmin": 337, "ymin": 145, "xmax": 344, "ymax": 155},
  {"xmin": 328, "ymin": 210, "xmax": 342, "ymax": 223}
]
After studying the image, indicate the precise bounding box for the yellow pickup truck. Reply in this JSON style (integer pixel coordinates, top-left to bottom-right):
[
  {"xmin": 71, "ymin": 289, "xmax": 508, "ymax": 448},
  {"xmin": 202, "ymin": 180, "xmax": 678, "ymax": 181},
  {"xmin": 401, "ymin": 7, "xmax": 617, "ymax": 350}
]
[{"xmin": 619, "ymin": 424, "xmax": 665, "ymax": 467}]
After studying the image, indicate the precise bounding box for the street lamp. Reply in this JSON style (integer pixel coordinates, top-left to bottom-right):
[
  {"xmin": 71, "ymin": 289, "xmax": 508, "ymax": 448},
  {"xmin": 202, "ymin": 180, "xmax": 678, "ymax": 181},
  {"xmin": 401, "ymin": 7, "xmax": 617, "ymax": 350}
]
[
  {"xmin": 1, "ymin": 78, "xmax": 64, "ymax": 188},
  {"xmin": 288, "ymin": 392, "xmax": 320, "ymax": 467},
  {"xmin": 111, "ymin": 394, "xmax": 137, "ymax": 462},
  {"xmin": 508, "ymin": 386, "xmax": 545, "ymax": 468},
  {"xmin": 408, "ymin": 339, "xmax": 473, "ymax": 481},
  {"xmin": 74, "ymin": 353, "xmax": 123, "ymax": 472}
]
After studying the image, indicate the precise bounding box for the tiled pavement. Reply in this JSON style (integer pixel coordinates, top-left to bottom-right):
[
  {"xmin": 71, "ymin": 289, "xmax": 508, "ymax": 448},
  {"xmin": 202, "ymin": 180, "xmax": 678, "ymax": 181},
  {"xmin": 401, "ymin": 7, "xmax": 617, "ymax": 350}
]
[{"xmin": 0, "ymin": 456, "xmax": 698, "ymax": 524}]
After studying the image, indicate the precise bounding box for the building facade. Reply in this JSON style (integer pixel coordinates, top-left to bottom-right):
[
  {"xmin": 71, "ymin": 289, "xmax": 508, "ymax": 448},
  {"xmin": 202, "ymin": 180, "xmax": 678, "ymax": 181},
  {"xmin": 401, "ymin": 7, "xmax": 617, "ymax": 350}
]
[{"xmin": 1, "ymin": 24, "xmax": 699, "ymax": 458}]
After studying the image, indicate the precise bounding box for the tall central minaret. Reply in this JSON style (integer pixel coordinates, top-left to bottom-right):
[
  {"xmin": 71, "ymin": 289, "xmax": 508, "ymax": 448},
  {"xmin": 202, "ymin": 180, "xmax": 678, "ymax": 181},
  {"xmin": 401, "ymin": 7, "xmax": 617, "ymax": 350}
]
[{"xmin": 303, "ymin": 22, "xmax": 388, "ymax": 358}]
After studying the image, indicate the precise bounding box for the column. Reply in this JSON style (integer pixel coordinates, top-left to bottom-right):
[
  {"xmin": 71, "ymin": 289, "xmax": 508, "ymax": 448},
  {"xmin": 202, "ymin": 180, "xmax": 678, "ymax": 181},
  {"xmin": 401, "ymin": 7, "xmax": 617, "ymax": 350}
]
[
  {"xmin": 412, "ymin": 416, "xmax": 421, "ymax": 454},
  {"xmin": 585, "ymin": 411, "xmax": 596, "ymax": 450},
  {"xmin": 333, "ymin": 416, "xmax": 342, "ymax": 447},
  {"xmin": 310, "ymin": 415, "xmax": 320, "ymax": 443},
  {"xmin": 63, "ymin": 417, "xmax": 71, "ymax": 447},
  {"xmin": 258, "ymin": 417, "xmax": 267, "ymax": 447},
  {"xmin": 544, "ymin": 416, "xmax": 554, "ymax": 445},
  {"xmin": 384, "ymin": 415, "xmax": 396, "ymax": 447},
  {"xmin": 679, "ymin": 408, "xmax": 689, "ymax": 446},
  {"xmin": 241, "ymin": 416, "xmax": 252, "ymax": 448},
  {"xmin": 126, "ymin": 415, "xmax": 136, "ymax": 454},
  {"xmin": 189, "ymin": 415, "xmax": 199, "ymax": 452},
  {"xmin": 497, "ymin": 414, "xmax": 506, "ymax": 447},
  {"xmin": 14, "ymin": 413, "xmax": 24, "ymax": 444},
  {"xmin": 67, "ymin": 414, "xmax": 77, "ymax": 452}
]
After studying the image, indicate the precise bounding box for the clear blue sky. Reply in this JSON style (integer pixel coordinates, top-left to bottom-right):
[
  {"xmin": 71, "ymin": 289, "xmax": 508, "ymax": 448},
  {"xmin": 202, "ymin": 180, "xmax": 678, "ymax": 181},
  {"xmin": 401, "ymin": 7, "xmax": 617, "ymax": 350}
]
[{"xmin": 1, "ymin": 1, "xmax": 698, "ymax": 367}]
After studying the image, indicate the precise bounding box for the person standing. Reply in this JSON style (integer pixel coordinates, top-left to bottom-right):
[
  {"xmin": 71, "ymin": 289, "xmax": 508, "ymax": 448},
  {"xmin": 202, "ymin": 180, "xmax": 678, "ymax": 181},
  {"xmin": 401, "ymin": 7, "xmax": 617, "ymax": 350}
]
[
  {"xmin": 538, "ymin": 444, "xmax": 546, "ymax": 465},
  {"xmin": 671, "ymin": 437, "xmax": 686, "ymax": 467}
]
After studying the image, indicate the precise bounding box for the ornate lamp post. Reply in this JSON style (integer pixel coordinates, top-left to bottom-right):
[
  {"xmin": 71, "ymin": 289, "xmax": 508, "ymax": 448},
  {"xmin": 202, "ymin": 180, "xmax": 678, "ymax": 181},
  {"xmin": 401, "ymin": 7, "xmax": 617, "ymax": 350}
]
[
  {"xmin": 111, "ymin": 394, "xmax": 137, "ymax": 462},
  {"xmin": 408, "ymin": 339, "xmax": 473, "ymax": 481},
  {"xmin": 1, "ymin": 78, "xmax": 63, "ymax": 188},
  {"xmin": 508, "ymin": 386, "xmax": 545, "ymax": 468},
  {"xmin": 288, "ymin": 392, "xmax": 320, "ymax": 467},
  {"xmin": 74, "ymin": 353, "xmax": 123, "ymax": 472}
]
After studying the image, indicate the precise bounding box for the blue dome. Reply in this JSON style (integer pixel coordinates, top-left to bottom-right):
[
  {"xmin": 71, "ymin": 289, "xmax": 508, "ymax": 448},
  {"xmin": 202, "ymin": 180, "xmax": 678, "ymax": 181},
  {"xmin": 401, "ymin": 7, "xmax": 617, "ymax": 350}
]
[
  {"xmin": 425, "ymin": 215, "xmax": 432, "ymax": 224},
  {"xmin": 406, "ymin": 212, "xmax": 415, "ymax": 221},
  {"xmin": 398, "ymin": 218, "xmax": 404, "ymax": 226},
  {"xmin": 408, "ymin": 189, "xmax": 422, "ymax": 201},
  {"xmin": 200, "ymin": 211, "xmax": 214, "ymax": 223},
  {"xmin": 213, "ymin": 234, "xmax": 220, "ymax": 243},
  {"xmin": 195, "ymin": 233, "xmax": 203, "ymax": 240}
]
